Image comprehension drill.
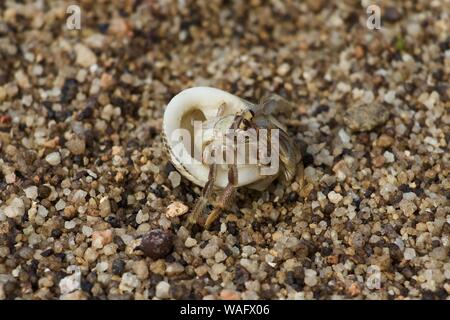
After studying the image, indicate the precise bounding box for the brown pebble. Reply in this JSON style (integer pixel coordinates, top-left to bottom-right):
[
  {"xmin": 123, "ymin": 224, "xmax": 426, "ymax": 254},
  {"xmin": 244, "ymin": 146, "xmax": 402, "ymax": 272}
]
[
  {"xmin": 38, "ymin": 185, "xmax": 51, "ymax": 199},
  {"xmin": 354, "ymin": 45, "xmax": 365, "ymax": 59},
  {"xmin": 220, "ymin": 289, "xmax": 241, "ymax": 300},
  {"xmin": 376, "ymin": 134, "xmax": 394, "ymax": 148},
  {"xmin": 140, "ymin": 229, "xmax": 173, "ymax": 259},
  {"xmin": 373, "ymin": 155, "xmax": 386, "ymax": 168}
]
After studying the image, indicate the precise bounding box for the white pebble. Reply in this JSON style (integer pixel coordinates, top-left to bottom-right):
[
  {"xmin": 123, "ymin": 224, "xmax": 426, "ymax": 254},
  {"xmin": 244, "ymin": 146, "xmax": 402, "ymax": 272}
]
[
  {"xmin": 201, "ymin": 243, "xmax": 219, "ymax": 259},
  {"xmin": 384, "ymin": 90, "xmax": 396, "ymax": 104},
  {"xmin": 64, "ymin": 220, "xmax": 77, "ymax": 229},
  {"xmin": 404, "ymin": 248, "xmax": 416, "ymax": 260},
  {"xmin": 24, "ymin": 186, "xmax": 38, "ymax": 200},
  {"xmin": 55, "ymin": 199, "xmax": 66, "ymax": 211},
  {"xmin": 74, "ymin": 43, "xmax": 97, "ymax": 68},
  {"xmin": 59, "ymin": 271, "xmax": 81, "ymax": 295},
  {"xmin": 119, "ymin": 272, "xmax": 140, "ymax": 293},
  {"xmin": 383, "ymin": 151, "xmax": 395, "ymax": 163},
  {"xmin": 184, "ymin": 237, "xmax": 197, "ymax": 248},
  {"xmin": 45, "ymin": 152, "xmax": 61, "ymax": 166},
  {"xmin": 165, "ymin": 201, "xmax": 188, "ymax": 218},
  {"xmin": 327, "ymin": 191, "xmax": 343, "ymax": 204},
  {"xmin": 338, "ymin": 129, "xmax": 351, "ymax": 144},
  {"xmin": 3, "ymin": 197, "xmax": 25, "ymax": 218},
  {"xmin": 81, "ymin": 225, "xmax": 93, "ymax": 237},
  {"xmin": 304, "ymin": 269, "xmax": 318, "ymax": 287},
  {"xmin": 155, "ymin": 281, "xmax": 171, "ymax": 299},
  {"xmin": 37, "ymin": 205, "xmax": 48, "ymax": 218},
  {"xmin": 168, "ymin": 171, "xmax": 181, "ymax": 188}
]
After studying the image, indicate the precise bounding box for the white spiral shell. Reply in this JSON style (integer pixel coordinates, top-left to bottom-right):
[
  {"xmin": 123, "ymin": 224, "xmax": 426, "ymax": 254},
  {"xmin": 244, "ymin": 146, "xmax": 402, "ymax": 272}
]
[{"xmin": 162, "ymin": 87, "xmax": 268, "ymax": 189}]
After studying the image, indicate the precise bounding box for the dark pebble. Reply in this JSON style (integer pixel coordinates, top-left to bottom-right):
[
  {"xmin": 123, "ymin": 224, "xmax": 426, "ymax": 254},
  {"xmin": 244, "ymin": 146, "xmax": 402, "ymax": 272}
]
[
  {"xmin": 61, "ymin": 78, "xmax": 78, "ymax": 104},
  {"xmin": 40, "ymin": 248, "xmax": 54, "ymax": 257},
  {"xmin": 112, "ymin": 259, "xmax": 125, "ymax": 275},
  {"xmin": 3, "ymin": 280, "xmax": 18, "ymax": 299},
  {"xmin": 287, "ymin": 192, "xmax": 299, "ymax": 203},
  {"xmin": 81, "ymin": 277, "xmax": 93, "ymax": 293},
  {"xmin": 51, "ymin": 229, "xmax": 62, "ymax": 239},
  {"xmin": 140, "ymin": 229, "xmax": 174, "ymax": 259},
  {"xmin": 170, "ymin": 283, "xmax": 189, "ymax": 299},
  {"xmin": 384, "ymin": 6, "xmax": 401, "ymax": 23},
  {"xmin": 227, "ymin": 221, "xmax": 239, "ymax": 236},
  {"xmin": 302, "ymin": 153, "xmax": 314, "ymax": 167},
  {"xmin": 38, "ymin": 185, "xmax": 51, "ymax": 199},
  {"xmin": 312, "ymin": 104, "xmax": 330, "ymax": 116},
  {"xmin": 77, "ymin": 106, "xmax": 94, "ymax": 121},
  {"xmin": 323, "ymin": 203, "xmax": 335, "ymax": 215}
]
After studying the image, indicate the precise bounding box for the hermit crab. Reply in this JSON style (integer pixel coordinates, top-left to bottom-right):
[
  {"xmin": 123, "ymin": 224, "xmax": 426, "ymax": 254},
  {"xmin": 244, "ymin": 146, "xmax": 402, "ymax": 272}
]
[{"xmin": 162, "ymin": 87, "xmax": 302, "ymax": 228}]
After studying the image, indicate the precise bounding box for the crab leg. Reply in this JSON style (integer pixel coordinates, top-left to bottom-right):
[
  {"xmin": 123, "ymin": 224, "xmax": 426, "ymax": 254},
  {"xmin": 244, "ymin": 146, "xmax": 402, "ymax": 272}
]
[
  {"xmin": 204, "ymin": 163, "xmax": 238, "ymax": 229},
  {"xmin": 188, "ymin": 163, "xmax": 217, "ymax": 225}
]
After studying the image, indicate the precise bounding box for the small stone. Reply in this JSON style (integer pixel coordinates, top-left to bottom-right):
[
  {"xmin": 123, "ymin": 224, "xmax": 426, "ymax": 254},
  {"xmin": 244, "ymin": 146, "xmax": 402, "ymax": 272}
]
[
  {"xmin": 200, "ymin": 243, "xmax": 219, "ymax": 259},
  {"xmin": 74, "ymin": 43, "xmax": 97, "ymax": 68},
  {"xmin": 384, "ymin": 91, "xmax": 396, "ymax": 104},
  {"xmin": 165, "ymin": 201, "xmax": 188, "ymax": 218},
  {"xmin": 92, "ymin": 230, "xmax": 113, "ymax": 247},
  {"xmin": 38, "ymin": 185, "xmax": 51, "ymax": 199},
  {"xmin": 66, "ymin": 137, "xmax": 86, "ymax": 155},
  {"xmin": 399, "ymin": 200, "xmax": 417, "ymax": 216},
  {"xmin": 132, "ymin": 260, "xmax": 149, "ymax": 280},
  {"xmin": 220, "ymin": 289, "xmax": 241, "ymax": 300},
  {"xmin": 343, "ymin": 104, "xmax": 389, "ymax": 132},
  {"xmin": 240, "ymin": 258, "xmax": 258, "ymax": 274},
  {"xmin": 59, "ymin": 271, "xmax": 81, "ymax": 295},
  {"xmin": 304, "ymin": 269, "xmax": 318, "ymax": 287},
  {"xmin": 404, "ymin": 248, "xmax": 416, "ymax": 260},
  {"xmin": 45, "ymin": 152, "xmax": 61, "ymax": 166},
  {"xmin": 377, "ymin": 134, "xmax": 394, "ymax": 147},
  {"xmin": 383, "ymin": 151, "xmax": 395, "ymax": 163},
  {"xmin": 0, "ymin": 86, "xmax": 6, "ymax": 102},
  {"xmin": 327, "ymin": 191, "xmax": 343, "ymax": 204},
  {"xmin": 14, "ymin": 70, "xmax": 31, "ymax": 89},
  {"xmin": 72, "ymin": 190, "xmax": 88, "ymax": 203},
  {"xmin": 168, "ymin": 171, "xmax": 181, "ymax": 188},
  {"xmin": 63, "ymin": 205, "xmax": 77, "ymax": 219},
  {"xmin": 84, "ymin": 247, "xmax": 99, "ymax": 263},
  {"xmin": 64, "ymin": 220, "xmax": 77, "ymax": 229},
  {"xmin": 140, "ymin": 229, "xmax": 173, "ymax": 259},
  {"xmin": 354, "ymin": 45, "xmax": 365, "ymax": 59},
  {"xmin": 112, "ymin": 259, "xmax": 125, "ymax": 275},
  {"xmin": 338, "ymin": 129, "xmax": 351, "ymax": 144},
  {"xmin": 276, "ymin": 63, "xmax": 290, "ymax": 76},
  {"xmin": 166, "ymin": 263, "xmax": 184, "ymax": 276},
  {"xmin": 184, "ymin": 237, "xmax": 197, "ymax": 248},
  {"xmin": 37, "ymin": 205, "xmax": 48, "ymax": 218},
  {"xmin": 3, "ymin": 197, "xmax": 25, "ymax": 218},
  {"xmin": 119, "ymin": 272, "xmax": 140, "ymax": 293},
  {"xmin": 306, "ymin": 0, "xmax": 324, "ymax": 13},
  {"xmin": 430, "ymin": 247, "xmax": 448, "ymax": 261},
  {"xmin": 5, "ymin": 172, "xmax": 15, "ymax": 184},
  {"xmin": 24, "ymin": 186, "xmax": 38, "ymax": 200},
  {"xmin": 81, "ymin": 226, "xmax": 93, "ymax": 237},
  {"xmin": 155, "ymin": 281, "xmax": 171, "ymax": 299},
  {"xmin": 55, "ymin": 199, "xmax": 66, "ymax": 211},
  {"xmin": 100, "ymin": 73, "xmax": 115, "ymax": 89},
  {"xmin": 347, "ymin": 283, "xmax": 361, "ymax": 297},
  {"xmin": 215, "ymin": 250, "xmax": 227, "ymax": 263},
  {"xmin": 98, "ymin": 197, "xmax": 111, "ymax": 217},
  {"xmin": 373, "ymin": 155, "xmax": 386, "ymax": 168}
]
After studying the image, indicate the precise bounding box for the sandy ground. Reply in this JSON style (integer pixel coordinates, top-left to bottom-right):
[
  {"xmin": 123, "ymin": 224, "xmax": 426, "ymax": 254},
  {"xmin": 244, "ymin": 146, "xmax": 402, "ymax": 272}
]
[{"xmin": 0, "ymin": 0, "xmax": 449, "ymax": 300}]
